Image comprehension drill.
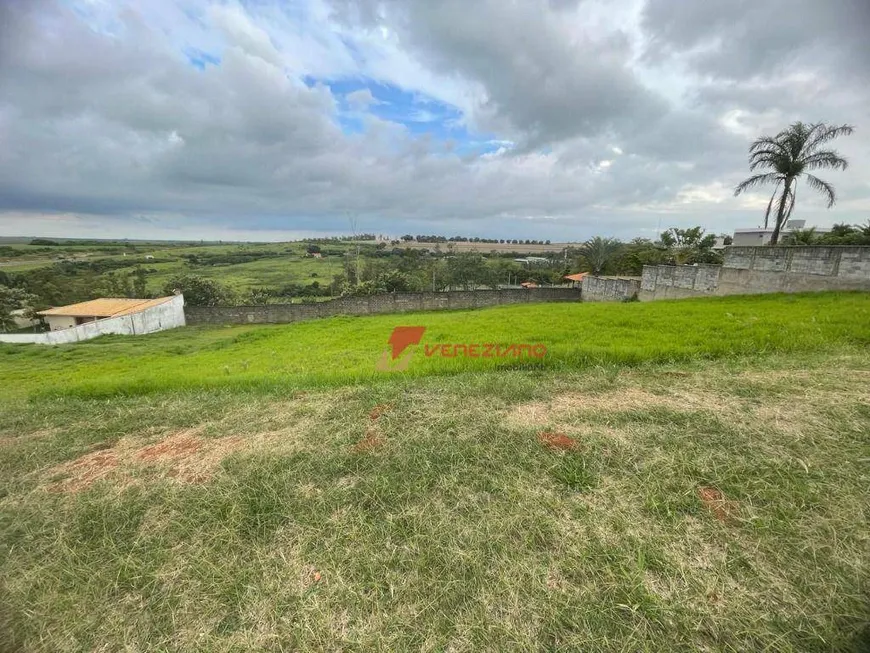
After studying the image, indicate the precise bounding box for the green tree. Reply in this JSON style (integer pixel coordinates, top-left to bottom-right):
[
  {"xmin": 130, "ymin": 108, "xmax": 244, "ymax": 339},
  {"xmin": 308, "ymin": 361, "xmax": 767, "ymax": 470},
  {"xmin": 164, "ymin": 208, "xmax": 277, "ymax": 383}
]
[
  {"xmin": 245, "ymin": 288, "xmax": 272, "ymax": 305},
  {"xmin": 614, "ymin": 238, "xmax": 668, "ymax": 275},
  {"xmin": 100, "ymin": 271, "xmax": 133, "ymax": 297},
  {"xmin": 162, "ymin": 274, "xmax": 233, "ymax": 306},
  {"xmin": 577, "ymin": 237, "xmax": 622, "ymax": 275},
  {"xmin": 446, "ymin": 253, "xmax": 489, "ymax": 290},
  {"xmin": 734, "ymin": 122, "xmax": 854, "ymax": 245},
  {"xmin": 787, "ymin": 228, "xmax": 819, "ymax": 246},
  {"xmin": 658, "ymin": 227, "xmax": 721, "ymax": 265},
  {"xmin": 816, "ymin": 222, "xmax": 870, "ymax": 246},
  {"xmin": 132, "ymin": 266, "xmax": 148, "ymax": 298},
  {"xmin": 0, "ymin": 285, "xmax": 38, "ymax": 332}
]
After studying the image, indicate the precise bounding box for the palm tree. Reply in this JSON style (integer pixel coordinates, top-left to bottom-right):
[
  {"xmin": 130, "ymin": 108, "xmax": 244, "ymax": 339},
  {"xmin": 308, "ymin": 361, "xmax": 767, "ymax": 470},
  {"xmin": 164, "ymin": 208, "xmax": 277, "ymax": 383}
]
[
  {"xmin": 577, "ymin": 237, "xmax": 621, "ymax": 275},
  {"xmin": 787, "ymin": 227, "xmax": 819, "ymax": 246},
  {"xmin": 734, "ymin": 122, "xmax": 854, "ymax": 245}
]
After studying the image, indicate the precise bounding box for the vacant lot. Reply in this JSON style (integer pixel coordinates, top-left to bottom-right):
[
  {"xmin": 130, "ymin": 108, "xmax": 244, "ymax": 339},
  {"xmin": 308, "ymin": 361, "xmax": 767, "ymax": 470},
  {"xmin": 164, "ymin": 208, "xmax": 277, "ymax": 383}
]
[
  {"xmin": 1, "ymin": 292, "xmax": 868, "ymax": 400},
  {"xmin": 1, "ymin": 294, "xmax": 868, "ymax": 651}
]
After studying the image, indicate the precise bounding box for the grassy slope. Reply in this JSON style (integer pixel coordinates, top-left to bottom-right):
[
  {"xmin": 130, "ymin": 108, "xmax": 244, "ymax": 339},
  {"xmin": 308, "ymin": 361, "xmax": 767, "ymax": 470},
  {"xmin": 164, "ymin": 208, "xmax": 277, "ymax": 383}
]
[
  {"xmin": 1, "ymin": 293, "xmax": 868, "ymax": 652},
  {"xmin": 1, "ymin": 292, "xmax": 868, "ymax": 400}
]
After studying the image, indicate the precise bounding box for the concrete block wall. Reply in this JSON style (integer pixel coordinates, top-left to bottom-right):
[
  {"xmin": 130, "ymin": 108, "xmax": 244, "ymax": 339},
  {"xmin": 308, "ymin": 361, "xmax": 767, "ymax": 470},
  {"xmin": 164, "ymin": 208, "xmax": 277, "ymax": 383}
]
[
  {"xmin": 717, "ymin": 246, "xmax": 870, "ymax": 295},
  {"xmin": 0, "ymin": 295, "xmax": 186, "ymax": 345},
  {"xmin": 639, "ymin": 265, "xmax": 721, "ymax": 301},
  {"xmin": 640, "ymin": 247, "xmax": 870, "ymax": 300},
  {"xmin": 838, "ymin": 248, "xmax": 870, "ymax": 280},
  {"xmin": 581, "ymin": 276, "xmax": 641, "ymax": 302},
  {"xmin": 184, "ymin": 288, "xmax": 581, "ymax": 326}
]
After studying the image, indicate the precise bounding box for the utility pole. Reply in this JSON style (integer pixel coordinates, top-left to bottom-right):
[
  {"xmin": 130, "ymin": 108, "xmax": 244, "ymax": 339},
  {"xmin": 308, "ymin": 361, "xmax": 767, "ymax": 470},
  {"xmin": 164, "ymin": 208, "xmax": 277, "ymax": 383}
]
[{"xmin": 348, "ymin": 214, "xmax": 361, "ymax": 286}]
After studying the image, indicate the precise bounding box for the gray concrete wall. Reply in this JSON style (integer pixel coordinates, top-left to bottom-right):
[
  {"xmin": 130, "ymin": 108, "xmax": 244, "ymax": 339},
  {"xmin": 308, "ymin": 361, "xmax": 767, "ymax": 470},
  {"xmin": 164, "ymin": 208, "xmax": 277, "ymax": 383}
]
[
  {"xmin": 185, "ymin": 288, "xmax": 581, "ymax": 325},
  {"xmin": 581, "ymin": 276, "xmax": 641, "ymax": 302},
  {"xmin": 640, "ymin": 265, "xmax": 721, "ymax": 301},
  {"xmin": 0, "ymin": 295, "xmax": 186, "ymax": 344},
  {"xmin": 640, "ymin": 247, "xmax": 870, "ymax": 300}
]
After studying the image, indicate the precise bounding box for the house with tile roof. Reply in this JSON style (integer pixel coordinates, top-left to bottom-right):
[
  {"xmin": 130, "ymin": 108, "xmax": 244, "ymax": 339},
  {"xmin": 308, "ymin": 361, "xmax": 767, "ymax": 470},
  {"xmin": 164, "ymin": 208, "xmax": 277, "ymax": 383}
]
[
  {"xmin": 37, "ymin": 297, "xmax": 181, "ymax": 331},
  {"xmin": 0, "ymin": 295, "xmax": 187, "ymax": 345}
]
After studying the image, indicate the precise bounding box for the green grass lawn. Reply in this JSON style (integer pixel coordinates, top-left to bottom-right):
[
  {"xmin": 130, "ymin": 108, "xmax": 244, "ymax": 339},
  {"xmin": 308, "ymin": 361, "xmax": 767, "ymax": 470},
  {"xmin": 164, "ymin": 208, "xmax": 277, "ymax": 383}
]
[
  {"xmin": 1, "ymin": 292, "xmax": 868, "ymax": 401},
  {"xmin": 1, "ymin": 293, "xmax": 868, "ymax": 651}
]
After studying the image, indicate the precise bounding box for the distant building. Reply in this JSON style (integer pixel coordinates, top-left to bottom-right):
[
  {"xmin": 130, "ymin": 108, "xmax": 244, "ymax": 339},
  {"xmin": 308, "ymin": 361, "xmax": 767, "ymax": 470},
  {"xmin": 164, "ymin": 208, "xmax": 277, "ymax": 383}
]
[
  {"xmin": 732, "ymin": 220, "xmax": 830, "ymax": 247},
  {"xmin": 514, "ymin": 256, "xmax": 550, "ymax": 265},
  {"xmin": 37, "ymin": 297, "xmax": 180, "ymax": 332},
  {"xmin": 1, "ymin": 296, "xmax": 186, "ymax": 344},
  {"xmin": 563, "ymin": 272, "xmax": 587, "ymax": 288}
]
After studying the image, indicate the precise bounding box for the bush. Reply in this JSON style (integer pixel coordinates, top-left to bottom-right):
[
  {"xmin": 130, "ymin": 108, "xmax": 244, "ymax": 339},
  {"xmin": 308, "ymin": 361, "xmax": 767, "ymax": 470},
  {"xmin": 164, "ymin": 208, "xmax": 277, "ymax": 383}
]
[{"xmin": 162, "ymin": 274, "xmax": 234, "ymax": 306}]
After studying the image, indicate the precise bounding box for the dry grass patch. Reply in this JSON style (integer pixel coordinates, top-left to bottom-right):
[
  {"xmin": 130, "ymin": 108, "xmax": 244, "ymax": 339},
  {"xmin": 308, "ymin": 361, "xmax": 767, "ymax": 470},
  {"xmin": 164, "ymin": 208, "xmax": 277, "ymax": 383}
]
[
  {"xmin": 43, "ymin": 422, "xmax": 315, "ymax": 492},
  {"xmin": 44, "ymin": 428, "xmax": 244, "ymax": 492},
  {"xmin": 505, "ymin": 387, "xmax": 737, "ymax": 431}
]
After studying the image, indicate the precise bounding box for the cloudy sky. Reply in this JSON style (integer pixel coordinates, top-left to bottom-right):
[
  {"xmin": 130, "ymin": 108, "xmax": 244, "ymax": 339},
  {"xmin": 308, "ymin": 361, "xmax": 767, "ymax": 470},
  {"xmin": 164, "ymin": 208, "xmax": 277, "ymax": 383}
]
[{"xmin": 1, "ymin": 0, "xmax": 868, "ymax": 242}]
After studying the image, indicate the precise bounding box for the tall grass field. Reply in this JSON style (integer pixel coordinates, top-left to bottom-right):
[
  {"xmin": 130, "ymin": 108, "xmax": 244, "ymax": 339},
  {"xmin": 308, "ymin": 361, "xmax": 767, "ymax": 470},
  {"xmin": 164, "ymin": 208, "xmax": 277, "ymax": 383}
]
[{"xmin": 1, "ymin": 292, "xmax": 868, "ymax": 651}]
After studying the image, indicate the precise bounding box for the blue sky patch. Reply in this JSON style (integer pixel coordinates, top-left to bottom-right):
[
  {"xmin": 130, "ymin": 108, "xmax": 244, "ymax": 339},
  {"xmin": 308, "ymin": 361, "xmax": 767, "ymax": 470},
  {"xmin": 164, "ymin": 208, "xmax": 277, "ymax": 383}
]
[
  {"xmin": 184, "ymin": 47, "xmax": 221, "ymax": 70},
  {"xmin": 302, "ymin": 76, "xmax": 510, "ymax": 157}
]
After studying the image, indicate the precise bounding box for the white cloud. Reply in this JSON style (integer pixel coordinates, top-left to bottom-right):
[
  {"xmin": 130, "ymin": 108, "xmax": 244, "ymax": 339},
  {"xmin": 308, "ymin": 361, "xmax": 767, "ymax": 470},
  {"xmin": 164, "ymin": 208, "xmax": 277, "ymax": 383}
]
[{"xmin": 0, "ymin": 0, "xmax": 868, "ymax": 242}]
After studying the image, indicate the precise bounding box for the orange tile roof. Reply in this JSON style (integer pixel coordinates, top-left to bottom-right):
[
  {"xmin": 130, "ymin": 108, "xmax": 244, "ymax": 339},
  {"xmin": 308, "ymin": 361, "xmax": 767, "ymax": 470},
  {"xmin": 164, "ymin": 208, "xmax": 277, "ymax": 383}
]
[
  {"xmin": 564, "ymin": 273, "xmax": 588, "ymax": 282},
  {"xmin": 37, "ymin": 297, "xmax": 174, "ymax": 318}
]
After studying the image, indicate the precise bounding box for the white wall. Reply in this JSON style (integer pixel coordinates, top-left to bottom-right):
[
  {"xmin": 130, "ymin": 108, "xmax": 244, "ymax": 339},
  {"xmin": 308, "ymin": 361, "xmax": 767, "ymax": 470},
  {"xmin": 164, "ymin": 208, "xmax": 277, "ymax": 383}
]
[
  {"xmin": 0, "ymin": 295, "xmax": 185, "ymax": 345},
  {"xmin": 732, "ymin": 231, "xmax": 773, "ymax": 247},
  {"xmin": 46, "ymin": 315, "xmax": 79, "ymax": 331}
]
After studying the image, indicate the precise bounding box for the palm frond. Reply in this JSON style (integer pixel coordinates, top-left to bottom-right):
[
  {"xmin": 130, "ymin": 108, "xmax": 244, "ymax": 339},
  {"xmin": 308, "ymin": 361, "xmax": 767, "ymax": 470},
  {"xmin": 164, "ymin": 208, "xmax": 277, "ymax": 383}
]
[
  {"xmin": 804, "ymin": 123, "xmax": 855, "ymax": 154},
  {"xmin": 804, "ymin": 174, "xmax": 836, "ymax": 208},
  {"xmin": 734, "ymin": 172, "xmax": 782, "ymax": 196},
  {"xmin": 748, "ymin": 149, "xmax": 789, "ymax": 171},
  {"xmin": 748, "ymin": 137, "xmax": 788, "ymax": 156},
  {"xmin": 802, "ymin": 149, "xmax": 849, "ymax": 171}
]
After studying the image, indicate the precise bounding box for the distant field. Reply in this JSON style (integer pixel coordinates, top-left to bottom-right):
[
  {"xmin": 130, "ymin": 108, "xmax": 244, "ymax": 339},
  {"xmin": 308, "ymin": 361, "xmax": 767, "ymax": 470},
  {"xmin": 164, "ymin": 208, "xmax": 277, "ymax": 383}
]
[
  {"xmin": 0, "ymin": 293, "xmax": 868, "ymax": 651},
  {"xmin": 0, "ymin": 241, "xmax": 353, "ymax": 294},
  {"xmin": 398, "ymin": 240, "xmax": 574, "ymax": 253}
]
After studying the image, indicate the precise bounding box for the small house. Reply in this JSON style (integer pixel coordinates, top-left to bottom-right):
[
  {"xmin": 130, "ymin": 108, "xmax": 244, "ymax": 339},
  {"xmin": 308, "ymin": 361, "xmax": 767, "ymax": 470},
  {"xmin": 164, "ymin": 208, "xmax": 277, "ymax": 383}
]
[
  {"xmin": 37, "ymin": 297, "xmax": 180, "ymax": 331},
  {"xmin": 563, "ymin": 272, "xmax": 587, "ymax": 288}
]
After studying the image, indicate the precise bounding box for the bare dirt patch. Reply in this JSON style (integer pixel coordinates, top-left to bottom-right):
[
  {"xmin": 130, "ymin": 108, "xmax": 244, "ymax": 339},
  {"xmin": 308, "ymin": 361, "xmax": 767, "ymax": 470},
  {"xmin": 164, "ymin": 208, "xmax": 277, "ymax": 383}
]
[
  {"xmin": 353, "ymin": 427, "xmax": 385, "ymax": 453},
  {"xmin": 697, "ymin": 486, "xmax": 738, "ymax": 523},
  {"xmin": 47, "ymin": 450, "xmax": 119, "ymax": 493},
  {"xmin": 369, "ymin": 403, "xmax": 393, "ymax": 421},
  {"xmin": 136, "ymin": 430, "xmax": 203, "ymax": 462},
  {"xmin": 538, "ymin": 431, "xmax": 579, "ymax": 451},
  {"xmin": 45, "ymin": 428, "xmax": 254, "ymax": 492}
]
